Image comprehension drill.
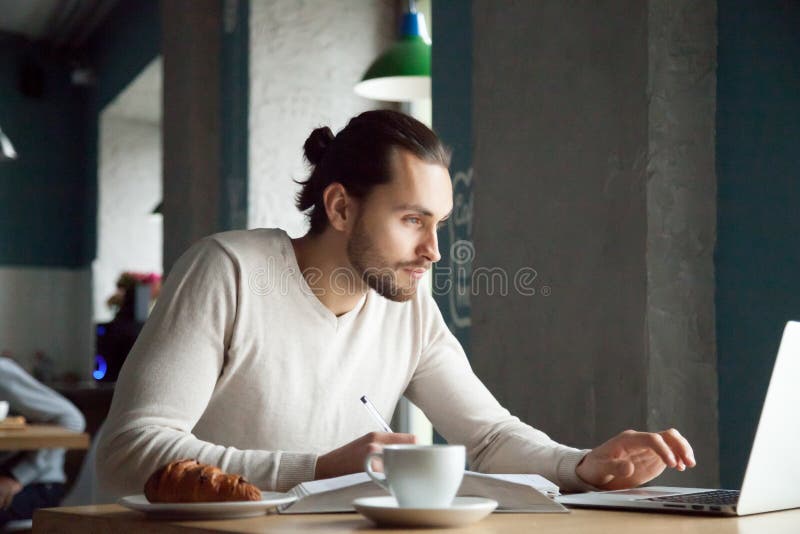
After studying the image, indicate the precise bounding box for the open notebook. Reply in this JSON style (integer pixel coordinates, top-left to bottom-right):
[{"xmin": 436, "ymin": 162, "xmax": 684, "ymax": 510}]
[{"xmin": 280, "ymin": 470, "xmax": 567, "ymax": 513}]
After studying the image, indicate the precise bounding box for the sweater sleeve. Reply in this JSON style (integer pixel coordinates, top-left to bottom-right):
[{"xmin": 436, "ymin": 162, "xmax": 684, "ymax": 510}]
[
  {"xmin": 95, "ymin": 237, "xmax": 317, "ymax": 499},
  {"xmin": 404, "ymin": 294, "xmax": 595, "ymax": 492},
  {"xmin": 0, "ymin": 357, "xmax": 86, "ymax": 485}
]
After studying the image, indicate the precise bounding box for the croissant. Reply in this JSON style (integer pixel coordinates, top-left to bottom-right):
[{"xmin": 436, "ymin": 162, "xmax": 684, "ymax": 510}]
[{"xmin": 144, "ymin": 459, "xmax": 262, "ymax": 503}]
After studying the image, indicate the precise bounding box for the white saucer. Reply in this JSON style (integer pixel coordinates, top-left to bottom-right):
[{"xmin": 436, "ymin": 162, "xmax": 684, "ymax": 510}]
[
  {"xmin": 353, "ymin": 496, "xmax": 498, "ymax": 528},
  {"xmin": 119, "ymin": 491, "xmax": 296, "ymax": 520}
]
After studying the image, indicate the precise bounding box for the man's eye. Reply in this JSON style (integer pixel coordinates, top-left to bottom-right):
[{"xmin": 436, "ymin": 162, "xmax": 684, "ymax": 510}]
[{"xmin": 406, "ymin": 217, "xmax": 421, "ymax": 225}]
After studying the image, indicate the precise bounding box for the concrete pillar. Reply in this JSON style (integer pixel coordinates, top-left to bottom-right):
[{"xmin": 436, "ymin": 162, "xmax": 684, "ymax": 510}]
[
  {"xmin": 468, "ymin": 0, "xmax": 718, "ymax": 486},
  {"xmin": 646, "ymin": 0, "xmax": 718, "ymax": 486},
  {"xmin": 161, "ymin": 0, "xmax": 248, "ymax": 274}
]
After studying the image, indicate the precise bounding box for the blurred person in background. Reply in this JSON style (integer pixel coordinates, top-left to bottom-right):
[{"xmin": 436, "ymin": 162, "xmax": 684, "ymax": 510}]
[{"xmin": 0, "ymin": 356, "xmax": 85, "ymax": 526}]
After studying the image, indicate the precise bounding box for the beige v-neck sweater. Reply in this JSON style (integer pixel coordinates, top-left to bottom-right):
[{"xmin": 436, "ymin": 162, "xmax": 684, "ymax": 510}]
[{"xmin": 96, "ymin": 229, "xmax": 590, "ymax": 498}]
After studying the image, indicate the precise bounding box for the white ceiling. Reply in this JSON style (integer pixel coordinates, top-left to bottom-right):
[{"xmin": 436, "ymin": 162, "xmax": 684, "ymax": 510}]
[
  {"xmin": 0, "ymin": 0, "xmax": 61, "ymax": 40},
  {"xmin": 0, "ymin": 0, "xmax": 118, "ymax": 47}
]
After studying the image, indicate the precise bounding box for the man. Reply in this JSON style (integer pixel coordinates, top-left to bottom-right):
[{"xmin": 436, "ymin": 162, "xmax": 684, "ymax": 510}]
[
  {"xmin": 0, "ymin": 356, "xmax": 85, "ymax": 525},
  {"xmin": 97, "ymin": 110, "xmax": 694, "ymax": 498}
]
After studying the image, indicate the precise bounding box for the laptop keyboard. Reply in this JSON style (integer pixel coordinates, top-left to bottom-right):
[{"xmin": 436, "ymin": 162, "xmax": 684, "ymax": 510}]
[{"xmin": 645, "ymin": 490, "xmax": 740, "ymax": 506}]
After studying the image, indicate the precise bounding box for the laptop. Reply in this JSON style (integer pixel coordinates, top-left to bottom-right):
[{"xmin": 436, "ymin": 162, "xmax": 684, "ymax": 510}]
[{"xmin": 557, "ymin": 320, "xmax": 800, "ymax": 516}]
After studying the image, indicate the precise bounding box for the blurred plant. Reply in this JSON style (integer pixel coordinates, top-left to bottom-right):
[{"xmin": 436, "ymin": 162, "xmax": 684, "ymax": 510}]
[{"xmin": 107, "ymin": 271, "xmax": 162, "ymax": 311}]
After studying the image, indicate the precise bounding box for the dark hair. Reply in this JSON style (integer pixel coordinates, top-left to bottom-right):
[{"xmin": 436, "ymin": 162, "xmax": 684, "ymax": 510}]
[{"xmin": 295, "ymin": 110, "xmax": 451, "ymax": 235}]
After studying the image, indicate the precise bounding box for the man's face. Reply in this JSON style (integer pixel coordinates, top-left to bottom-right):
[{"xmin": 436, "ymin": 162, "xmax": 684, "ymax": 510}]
[{"xmin": 346, "ymin": 150, "xmax": 453, "ymax": 302}]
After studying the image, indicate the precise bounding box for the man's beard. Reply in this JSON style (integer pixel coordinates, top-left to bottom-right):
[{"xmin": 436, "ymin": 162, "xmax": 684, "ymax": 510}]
[{"xmin": 346, "ymin": 219, "xmax": 419, "ymax": 303}]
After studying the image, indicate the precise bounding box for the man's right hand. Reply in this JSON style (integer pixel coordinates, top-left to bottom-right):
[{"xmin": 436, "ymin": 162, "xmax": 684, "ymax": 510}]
[
  {"xmin": 0, "ymin": 475, "xmax": 22, "ymax": 509},
  {"xmin": 314, "ymin": 432, "xmax": 417, "ymax": 480}
]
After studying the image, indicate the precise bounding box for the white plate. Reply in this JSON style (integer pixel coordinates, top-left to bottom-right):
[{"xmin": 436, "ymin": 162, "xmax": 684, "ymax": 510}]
[
  {"xmin": 353, "ymin": 496, "xmax": 498, "ymax": 528},
  {"xmin": 119, "ymin": 491, "xmax": 296, "ymax": 520}
]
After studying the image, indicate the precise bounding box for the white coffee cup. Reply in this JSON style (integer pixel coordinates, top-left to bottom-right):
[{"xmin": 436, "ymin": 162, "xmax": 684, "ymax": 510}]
[
  {"xmin": 0, "ymin": 401, "xmax": 8, "ymax": 420},
  {"xmin": 365, "ymin": 444, "xmax": 466, "ymax": 508}
]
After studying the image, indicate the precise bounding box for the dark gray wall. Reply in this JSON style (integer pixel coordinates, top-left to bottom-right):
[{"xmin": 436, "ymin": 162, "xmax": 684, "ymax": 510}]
[
  {"xmin": 472, "ymin": 0, "xmax": 649, "ymax": 446},
  {"xmin": 469, "ymin": 0, "xmax": 718, "ymax": 486}
]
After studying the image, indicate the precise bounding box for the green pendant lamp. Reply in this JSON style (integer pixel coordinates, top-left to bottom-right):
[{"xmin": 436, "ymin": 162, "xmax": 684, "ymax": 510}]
[{"xmin": 354, "ymin": 0, "xmax": 431, "ymax": 102}]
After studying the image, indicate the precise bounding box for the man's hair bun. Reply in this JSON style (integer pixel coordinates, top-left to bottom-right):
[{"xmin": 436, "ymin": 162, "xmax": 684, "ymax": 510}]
[
  {"xmin": 295, "ymin": 110, "xmax": 451, "ymax": 235},
  {"xmin": 303, "ymin": 126, "xmax": 335, "ymax": 166}
]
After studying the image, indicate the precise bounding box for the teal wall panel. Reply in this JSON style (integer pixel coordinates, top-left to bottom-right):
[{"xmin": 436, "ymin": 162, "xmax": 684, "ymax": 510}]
[
  {"xmin": 0, "ymin": 40, "xmax": 91, "ymax": 267},
  {"xmin": 432, "ymin": 0, "xmax": 472, "ymax": 354},
  {"xmin": 716, "ymin": 0, "xmax": 800, "ymax": 488},
  {"xmin": 431, "ymin": 0, "xmax": 472, "ymax": 445},
  {"xmin": 220, "ymin": 0, "xmax": 249, "ymax": 231}
]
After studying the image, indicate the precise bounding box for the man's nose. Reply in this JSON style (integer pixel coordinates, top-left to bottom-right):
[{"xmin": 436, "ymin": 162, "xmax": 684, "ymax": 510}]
[{"xmin": 419, "ymin": 228, "xmax": 441, "ymax": 263}]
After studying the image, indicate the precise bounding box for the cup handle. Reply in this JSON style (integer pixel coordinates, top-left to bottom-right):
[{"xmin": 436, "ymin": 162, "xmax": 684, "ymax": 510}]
[{"xmin": 364, "ymin": 451, "xmax": 389, "ymax": 491}]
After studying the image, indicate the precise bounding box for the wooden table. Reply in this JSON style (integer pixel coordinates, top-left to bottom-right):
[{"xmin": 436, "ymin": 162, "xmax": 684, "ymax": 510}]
[
  {"xmin": 32, "ymin": 504, "xmax": 800, "ymax": 533},
  {"xmin": 0, "ymin": 424, "xmax": 90, "ymax": 451}
]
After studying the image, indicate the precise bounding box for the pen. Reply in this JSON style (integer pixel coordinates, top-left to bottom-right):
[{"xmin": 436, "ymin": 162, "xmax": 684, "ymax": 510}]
[{"xmin": 360, "ymin": 395, "xmax": 393, "ymax": 432}]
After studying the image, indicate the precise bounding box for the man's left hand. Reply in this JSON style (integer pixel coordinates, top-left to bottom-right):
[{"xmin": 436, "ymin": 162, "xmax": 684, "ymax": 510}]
[{"xmin": 575, "ymin": 429, "xmax": 696, "ymax": 490}]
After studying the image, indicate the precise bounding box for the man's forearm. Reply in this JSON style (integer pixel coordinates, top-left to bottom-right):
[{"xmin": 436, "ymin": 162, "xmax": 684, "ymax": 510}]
[{"xmin": 96, "ymin": 424, "xmax": 318, "ymax": 498}]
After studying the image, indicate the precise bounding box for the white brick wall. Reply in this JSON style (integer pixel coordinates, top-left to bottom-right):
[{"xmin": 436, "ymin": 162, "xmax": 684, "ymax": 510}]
[
  {"xmin": 93, "ymin": 114, "xmax": 162, "ymax": 324},
  {"xmin": 248, "ymin": 0, "xmax": 396, "ymax": 235}
]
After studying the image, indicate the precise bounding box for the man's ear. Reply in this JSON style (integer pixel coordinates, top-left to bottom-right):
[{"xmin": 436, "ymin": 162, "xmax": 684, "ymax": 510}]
[{"xmin": 322, "ymin": 182, "xmax": 355, "ymax": 232}]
